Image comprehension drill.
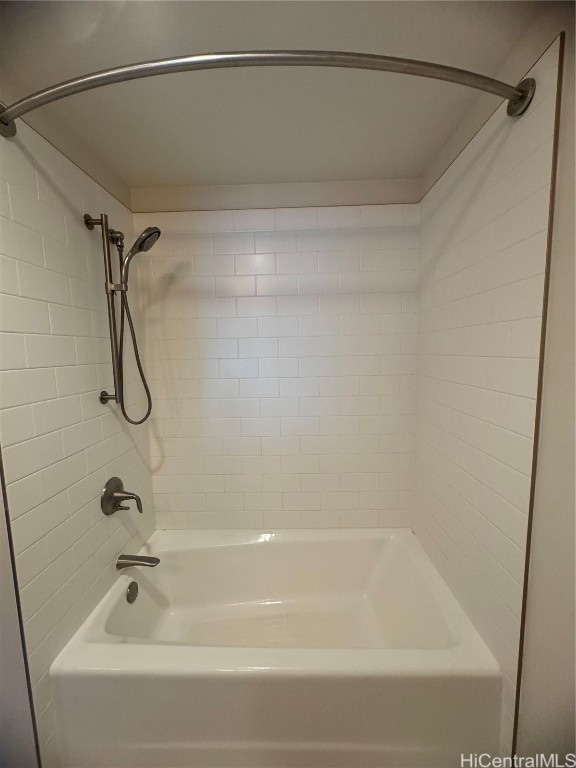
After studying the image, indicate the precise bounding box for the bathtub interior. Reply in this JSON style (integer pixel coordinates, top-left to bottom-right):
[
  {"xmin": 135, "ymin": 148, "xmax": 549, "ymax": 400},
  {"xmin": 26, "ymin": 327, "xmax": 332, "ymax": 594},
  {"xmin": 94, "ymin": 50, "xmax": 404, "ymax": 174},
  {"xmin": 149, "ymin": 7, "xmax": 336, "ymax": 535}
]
[
  {"xmin": 101, "ymin": 530, "xmax": 456, "ymax": 649},
  {"xmin": 52, "ymin": 528, "xmax": 502, "ymax": 767}
]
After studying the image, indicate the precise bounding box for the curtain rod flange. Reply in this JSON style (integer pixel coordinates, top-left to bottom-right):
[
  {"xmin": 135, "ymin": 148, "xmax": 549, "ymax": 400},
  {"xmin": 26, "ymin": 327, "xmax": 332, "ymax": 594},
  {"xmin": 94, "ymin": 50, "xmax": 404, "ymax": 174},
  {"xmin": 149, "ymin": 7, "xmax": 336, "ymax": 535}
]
[
  {"xmin": 0, "ymin": 102, "xmax": 17, "ymax": 137},
  {"xmin": 506, "ymin": 78, "xmax": 536, "ymax": 117}
]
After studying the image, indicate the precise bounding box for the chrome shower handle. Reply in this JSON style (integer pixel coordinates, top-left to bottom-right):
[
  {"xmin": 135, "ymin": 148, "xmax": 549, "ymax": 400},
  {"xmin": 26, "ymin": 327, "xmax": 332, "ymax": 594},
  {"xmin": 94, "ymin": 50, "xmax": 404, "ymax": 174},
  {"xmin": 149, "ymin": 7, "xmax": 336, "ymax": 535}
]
[
  {"xmin": 101, "ymin": 477, "xmax": 144, "ymax": 516},
  {"xmin": 113, "ymin": 490, "xmax": 143, "ymax": 514}
]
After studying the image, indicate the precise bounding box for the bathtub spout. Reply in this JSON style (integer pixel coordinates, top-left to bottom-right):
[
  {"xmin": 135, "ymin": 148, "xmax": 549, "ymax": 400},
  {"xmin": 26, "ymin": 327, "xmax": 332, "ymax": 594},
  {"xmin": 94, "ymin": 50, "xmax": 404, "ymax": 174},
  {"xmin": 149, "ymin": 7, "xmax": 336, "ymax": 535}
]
[{"xmin": 116, "ymin": 554, "xmax": 160, "ymax": 570}]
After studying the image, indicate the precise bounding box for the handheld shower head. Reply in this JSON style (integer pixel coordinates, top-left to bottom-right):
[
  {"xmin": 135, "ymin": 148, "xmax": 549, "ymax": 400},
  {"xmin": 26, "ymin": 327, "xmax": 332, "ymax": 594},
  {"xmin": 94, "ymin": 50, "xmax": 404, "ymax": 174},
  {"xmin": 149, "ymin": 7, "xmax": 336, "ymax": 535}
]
[
  {"xmin": 121, "ymin": 226, "xmax": 161, "ymax": 285},
  {"xmin": 133, "ymin": 227, "xmax": 161, "ymax": 253}
]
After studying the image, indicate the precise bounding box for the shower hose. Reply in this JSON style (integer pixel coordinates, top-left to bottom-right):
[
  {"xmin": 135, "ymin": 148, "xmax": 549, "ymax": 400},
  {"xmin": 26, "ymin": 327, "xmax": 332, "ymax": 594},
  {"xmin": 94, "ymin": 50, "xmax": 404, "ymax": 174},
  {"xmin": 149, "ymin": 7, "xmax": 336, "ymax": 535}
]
[{"xmin": 117, "ymin": 287, "xmax": 152, "ymax": 426}]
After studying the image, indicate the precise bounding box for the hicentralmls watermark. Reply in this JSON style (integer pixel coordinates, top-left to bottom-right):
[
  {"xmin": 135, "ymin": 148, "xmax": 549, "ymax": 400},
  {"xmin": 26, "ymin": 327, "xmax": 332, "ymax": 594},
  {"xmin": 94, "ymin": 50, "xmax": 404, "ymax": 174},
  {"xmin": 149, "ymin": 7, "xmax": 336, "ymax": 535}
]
[{"xmin": 461, "ymin": 756, "xmax": 576, "ymax": 768}]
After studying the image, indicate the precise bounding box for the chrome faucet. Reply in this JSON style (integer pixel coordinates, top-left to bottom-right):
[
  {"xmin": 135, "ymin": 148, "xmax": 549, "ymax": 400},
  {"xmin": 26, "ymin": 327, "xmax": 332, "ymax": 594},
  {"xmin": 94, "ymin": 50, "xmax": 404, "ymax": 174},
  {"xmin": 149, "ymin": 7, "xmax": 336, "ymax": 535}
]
[{"xmin": 116, "ymin": 554, "xmax": 160, "ymax": 570}]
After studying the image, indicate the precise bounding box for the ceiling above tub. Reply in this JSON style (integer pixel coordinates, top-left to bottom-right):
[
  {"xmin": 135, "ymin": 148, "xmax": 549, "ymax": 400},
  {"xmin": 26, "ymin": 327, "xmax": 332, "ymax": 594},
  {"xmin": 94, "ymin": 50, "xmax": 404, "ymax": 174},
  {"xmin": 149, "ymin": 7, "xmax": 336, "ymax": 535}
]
[{"xmin": 0, "ymin": 1, "xmax": 543, "ymax": 204}]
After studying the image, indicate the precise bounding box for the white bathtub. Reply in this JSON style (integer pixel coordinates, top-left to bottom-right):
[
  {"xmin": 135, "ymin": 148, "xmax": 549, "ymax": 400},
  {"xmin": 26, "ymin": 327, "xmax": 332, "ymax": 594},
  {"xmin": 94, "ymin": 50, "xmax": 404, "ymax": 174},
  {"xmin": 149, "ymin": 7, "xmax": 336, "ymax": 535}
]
[{"xmin": 51, "ymin": 528, "xmax": 501, "ymax": 767}]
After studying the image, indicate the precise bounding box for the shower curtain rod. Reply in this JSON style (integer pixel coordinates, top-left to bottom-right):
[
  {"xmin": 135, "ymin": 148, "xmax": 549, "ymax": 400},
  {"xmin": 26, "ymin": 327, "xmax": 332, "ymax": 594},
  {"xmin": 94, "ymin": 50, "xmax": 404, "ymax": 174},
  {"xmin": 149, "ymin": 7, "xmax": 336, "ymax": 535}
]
[{"xmin": 0, "ymin": 50, "xmax": 535, "ymax": 137}]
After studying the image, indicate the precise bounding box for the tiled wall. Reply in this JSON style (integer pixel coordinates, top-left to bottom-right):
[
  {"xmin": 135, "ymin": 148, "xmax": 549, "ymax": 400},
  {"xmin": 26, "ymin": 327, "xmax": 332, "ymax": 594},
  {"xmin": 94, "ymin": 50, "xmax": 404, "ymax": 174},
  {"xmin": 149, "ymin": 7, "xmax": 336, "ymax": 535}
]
[
  {"xmin": 414, "ymin": 43, "xmax": 558, "ymax": 750},
  {"xmin": 135, "ymin": 205, "xmax": 419, "ymax": 529},
  {"xmin": 0, "ymin": 123, "xmax": 154, "ymax": 762}
]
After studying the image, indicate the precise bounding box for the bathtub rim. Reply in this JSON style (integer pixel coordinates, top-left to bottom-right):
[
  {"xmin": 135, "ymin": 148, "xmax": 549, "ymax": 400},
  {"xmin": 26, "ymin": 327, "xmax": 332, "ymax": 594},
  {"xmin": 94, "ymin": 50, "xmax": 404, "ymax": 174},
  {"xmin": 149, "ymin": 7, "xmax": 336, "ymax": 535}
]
[{"xmin": 51, "ymin": 527, "xmax": 501, "ymax": 680}]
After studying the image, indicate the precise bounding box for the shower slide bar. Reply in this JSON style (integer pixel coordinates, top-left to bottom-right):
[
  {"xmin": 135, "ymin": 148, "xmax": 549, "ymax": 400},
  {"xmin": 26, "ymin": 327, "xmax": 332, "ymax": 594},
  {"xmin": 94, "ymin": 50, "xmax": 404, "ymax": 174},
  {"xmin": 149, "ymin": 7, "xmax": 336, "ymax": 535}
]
[{"xmin": 0, "ymin": 50, "xmax": 535, "ymax": 137}]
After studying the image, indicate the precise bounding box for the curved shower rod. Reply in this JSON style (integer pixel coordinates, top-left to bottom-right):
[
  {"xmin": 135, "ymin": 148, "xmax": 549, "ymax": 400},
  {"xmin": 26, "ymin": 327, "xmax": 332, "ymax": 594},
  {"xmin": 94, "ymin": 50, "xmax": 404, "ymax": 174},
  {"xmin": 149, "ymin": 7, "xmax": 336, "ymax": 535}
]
[{"xmin": 0, "ymin": 50, "xmax": 535, "ymax": 137}]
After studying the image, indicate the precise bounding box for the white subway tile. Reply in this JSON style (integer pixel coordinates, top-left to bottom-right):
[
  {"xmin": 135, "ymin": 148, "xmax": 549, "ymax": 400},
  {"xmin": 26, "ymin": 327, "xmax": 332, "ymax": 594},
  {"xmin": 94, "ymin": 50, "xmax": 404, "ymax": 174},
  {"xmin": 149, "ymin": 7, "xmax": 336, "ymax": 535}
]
[
  {"xmin": 213, "ymin": 232, "xmax": 255, "ymax": 254},
  {"xmin": 262, "ymin": 436, "xmax": 300, "ymax": 455},
  {"xmin": 491, "ymin": 276, "xmax": 545, "ymax": 323},
  {"xmin": 296, "ymin": 230, "xmax": 339, "ymax": 252},
  {"xmin": 235, "ymin": 253, "xmax": 276, "ymax": 275},
  {"xmin": 0, "ymin": 294, "xmax": 50, "ymax": 334},
  {"xmin": 259, "ymin": 357, "xmax": 298, "ymax": 378},
  {"xmin": 318, "ymin": 251, "xmax": 360, "ymax": 273},
  {"xmin": 298, "ymin": 315, "xmax": 339, "ymax": 336},
  {"xmin": 237, "ymin": 296, "xmax": 277, "ymax": 317},
  {"xmin": 49, "ymin": 304, "xmax": 92, "ymax": 337},
  {"xmin": 238, "ymin": 337, "xmax": 278, "ymax": 358},
  {"xmin": 221, "ymin": 437, "xmax": 262, "ymax": 456},
  {"xmin": 218, "ymin": 317, "xmax": 257, "ymax": 338},
  {"xmin": 244, "ymin": 492, "xmax": 282, "ymax": 511},
  {"xmin": 215, "ymin": 276, "xmax": 256, "ymax": 297},
  {"xmin": 18, "ymin": 262, "xmax": 71, "ymax": 305},
  {"xmin": 197, "ymin": 338, "xmax": 237, "ymax": 359},
  {"xmin": 258, "ymin": 316, "xmax": 297, "ymax": 337},
  {"xmin": 279, "ymin": 337, "xmax": 318, "ymax": 357},
  {"xmin": 275, "ymin": 208, "xmax": 317, "ymax": 230},
  {"xmin": 0, "ymin": 405, "xmax": 35, "ymax": 446},
  {"xmin": 277, "ymin": 295, "xmax": 318, "ymax": 316},
  {"xmin": 261, "ymin": 398, "xmax": 299, "ymax": 418},
  {"xmin": 220, "ymin": 399, "xmax": 260, "ymax": 418},
  {"xmin": 257, "ymin": 275, "xmax": 297, "ymax": 296},
  {"xmin": 283, "ymin": 492, "xmax": 321, "ymax": 511},
  {"xmin": 360, "ymin": 205, "xmax": 406, "ymax": 228},
  {"xmin": 197, "ymin": 298, "xmax": 236, "ymax": 318},
  {"xmin": 299, "ymin": 396, "xmax": 339, "ymax": 417},
  {"xmin": 487, "ymin": 358, "xmax": 539, "ymax": 397},
  {"xmin": 0, "ymin": 255, "xmax": 19, "ymax": 295},
  {"xmin": 25, "ymin": 334, "xmax": 76, "ymax": 368},
  {"xmin": 281, "ymin": 417, "xmax": 319, "ymax": 436},
  {"xmin": 319, "ymin": 294, "xmax": 359, "ymax": 315},
  {"xmin": 62, "ymin": 418, "xmax": 102, "ymax": 457},
  {"xmin": 298, "ymin": 274, "xmax": 339, "ymax": 295},
  {"xmin": 55, "ymin": 365, "xmax": 96, "ymax": 396},
  {"xmin": 3, "ymin": 432, "xmax": 64, "ymax": 482},
  {"xmin": 244, "ymin": 456, "xmax": 280, "ymax": 475},
  {"xmin": 173, "ymin": 233, "xmax": 214, "ymax": 256},
  {"xmin": 301, "ymin": 473, "xmax": 339, "ymax": 492},
  {"xmin": 0, "ymin": 332, "xmax": 27, "ymax": 370},
  {"xmin": 0, "ymin": 219, "xmax": 42, "ymax": 267},
  {"xmin": 241, "ymin": 418, "xmax": 280, "ymax": 437},
  {"xmin": 276, "ymin": 252, "xmax": 318, "ymax": 274},
  {"xmin": 0, "ymin": 368, "xmax": 56, "ymax": 407},
  {"xmin": 240, "ymin": 378, "xmax": 279, "ymax": 398},
  {"xmin": 255, "ymin": 231, "xmax": 296, "ymax": 253},
  {"xmin": 10, "ymin": 186, "xmax": 66, "ymax": 243},
  {"xmin": 189, "ymin": 210, "xmax": 233, "ymax": 233},
  {"xmin": 219, "ymin": 359, "xmax": 258, "ymax": 378},
  {"xmin": 263, "ymin": 474, "xmax": 301, "ymax": 492},
  {"xmin": 279, "ymin": 377, "xmax": 319, "ymax": 397},
  {"xmin": 233, "ymin": 209, "xmax": 275, "ymax": 232},
  {"xmin": 301, "ymin": 435, "xmax": 340, "ymax": 454},
  {"xmin": 193, "ymin": 254, "xmax": 233, "ymax": 275},
  {"xmin": 317, "ymin": 207, "xmax": 361, "ymax": 229}
]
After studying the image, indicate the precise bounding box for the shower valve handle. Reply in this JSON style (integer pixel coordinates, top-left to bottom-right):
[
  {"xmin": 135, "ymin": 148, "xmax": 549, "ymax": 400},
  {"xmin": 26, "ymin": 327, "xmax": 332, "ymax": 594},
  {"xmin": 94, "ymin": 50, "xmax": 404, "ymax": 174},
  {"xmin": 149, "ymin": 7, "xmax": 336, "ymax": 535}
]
[
  {"xmin": 101, "ymin": 477, "xmax": 143, "ymax": 516},
  {"xmin": 113, "ymin": 490, "xmax": 143, "ymax": 514}
]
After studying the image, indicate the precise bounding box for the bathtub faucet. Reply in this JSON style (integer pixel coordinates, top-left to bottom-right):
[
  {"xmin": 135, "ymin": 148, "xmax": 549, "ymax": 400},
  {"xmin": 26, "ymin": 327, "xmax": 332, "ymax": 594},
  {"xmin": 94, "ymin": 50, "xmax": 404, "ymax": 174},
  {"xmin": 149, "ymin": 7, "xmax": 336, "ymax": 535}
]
[{"xmin": 116, "ymin": 554, "xmax": 160, "ymax": 570}]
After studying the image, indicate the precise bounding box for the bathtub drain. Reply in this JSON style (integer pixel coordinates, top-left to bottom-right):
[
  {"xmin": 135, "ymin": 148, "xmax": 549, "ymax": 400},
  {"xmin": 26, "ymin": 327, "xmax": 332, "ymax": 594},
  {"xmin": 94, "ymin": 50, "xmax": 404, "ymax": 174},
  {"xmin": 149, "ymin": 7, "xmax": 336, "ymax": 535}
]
[{"xmin": 126, "ymin": 581, "xmax": 139, "ymax": 604}]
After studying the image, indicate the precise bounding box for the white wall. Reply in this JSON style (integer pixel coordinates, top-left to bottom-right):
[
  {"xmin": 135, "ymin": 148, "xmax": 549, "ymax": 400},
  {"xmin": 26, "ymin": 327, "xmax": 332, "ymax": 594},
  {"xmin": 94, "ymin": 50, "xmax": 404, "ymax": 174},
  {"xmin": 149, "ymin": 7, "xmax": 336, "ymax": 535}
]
[
  {"xmin": 136, "ymin": 205, "xmax": 418, "ymax": 529},
  {"xmin": 0, "ymin": 490, "xmax": 38, "ymax": 768},
  {"xmin": 517, "ymin": 19, "xmax": 575, "ymax": 755},
  {"xmin": 414, "ymin": 43, "xmax": 559, "ymax": 751},
  {"xmin": 0, "ymin": 122, "xmax": 154, "ymax": 763}
]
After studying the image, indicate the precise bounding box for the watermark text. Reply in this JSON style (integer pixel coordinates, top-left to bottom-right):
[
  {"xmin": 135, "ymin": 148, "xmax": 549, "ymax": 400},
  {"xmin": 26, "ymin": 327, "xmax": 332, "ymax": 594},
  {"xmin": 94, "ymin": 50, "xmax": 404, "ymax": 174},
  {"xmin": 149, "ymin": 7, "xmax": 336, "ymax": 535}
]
[{"xmin": 461, "ymin": 755, "xmax": 576, "ymax": 768}]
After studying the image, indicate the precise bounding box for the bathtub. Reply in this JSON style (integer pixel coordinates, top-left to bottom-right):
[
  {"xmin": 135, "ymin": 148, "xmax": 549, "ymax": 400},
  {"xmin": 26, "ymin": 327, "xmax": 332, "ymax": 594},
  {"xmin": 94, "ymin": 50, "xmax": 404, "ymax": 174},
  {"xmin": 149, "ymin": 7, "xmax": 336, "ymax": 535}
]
[{"xmin": 51, "ymin": 528, "xmax": 501, "ymax": 767}]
